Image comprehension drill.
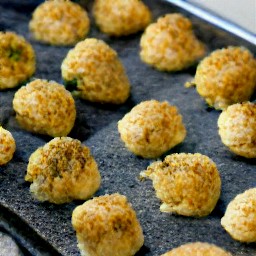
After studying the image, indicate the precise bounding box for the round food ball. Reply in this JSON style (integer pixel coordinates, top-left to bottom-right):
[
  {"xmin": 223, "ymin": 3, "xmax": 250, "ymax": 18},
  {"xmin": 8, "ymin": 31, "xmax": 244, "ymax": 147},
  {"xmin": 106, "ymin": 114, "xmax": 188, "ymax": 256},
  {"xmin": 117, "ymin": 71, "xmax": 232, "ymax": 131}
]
[
  {"xmin": 93, "ymin": 0, "xmax": 151, "ymax": 36},
  {"xmin": 61, "ymin": 38, "xmax": 130, "ymax": 104},
  {"xmin": 140, "ymin": 13, "xmax": 205, "ymax": 71},
  {"xmin": 0, "ymin": 127, "xmax": 16, "ymax": 165},
  {"xmin": 29, "ymin": 0, "xmax": 90, "ymax": 45},
  {"xmin": 140, "ymin": 153, "xmax": 221, "ymax": 217},
  {"xmin": 25, "ymin": 137, "xmax": 101, "ymax": 204},
  {"xmin": 72, "ymin": 193, "xmax": 144, "ymax": 256},
  {"xmin": 161, "ymin": 242, "xmax": 232, "ymax": 256},
  {"xmin": 118, "ymin": 100, "xmax": 186, "ymax": 158},
  {"xmin": 13, "ymin": 79, "xmax": 76, "ymax": 137},
  {"xmin": 194, "ymin": 46, "xmax": 256, "ymax": 110},
  {"xmin": 221, "ymin": 188, "xmax": 256, "ymax": 243},
  {"xmin": 218, "ymin": 102, "xmax": 256, "ymax": 158},
  {"xmin": 0, "ymin": 31, "xmax": 35, "ymax": 89}
]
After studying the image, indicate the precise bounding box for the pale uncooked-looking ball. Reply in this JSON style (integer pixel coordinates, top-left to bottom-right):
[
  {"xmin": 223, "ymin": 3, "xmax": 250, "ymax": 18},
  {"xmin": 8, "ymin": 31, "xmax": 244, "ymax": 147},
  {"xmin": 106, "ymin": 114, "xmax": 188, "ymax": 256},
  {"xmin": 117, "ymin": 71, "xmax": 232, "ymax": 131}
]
[
  {"xmin": 218, "ymin": 102, "xmax": 256, "ymax": 158},
  {"xmin": 13, "ymin": 79, "xmax": 76, "ymax": 137},
  {"xmin": 72, "ymin": 193, "xmax": 144, "ymax": 256},
  {"xmin": 221, "ymin": 188, "xmax": 256, "ymax": 243},
  {"xmin": 140, "ymin": 13, "xmax": 205, "ymax": 71},
  {"xmin": 93, "ymin": 0, "xmax": 151, "ymax": 36},
  {"xmin": 118, "ymin": 100, "xmax": 186, "ymax": 158},
  {"xmin": 0, "ymin": 32, "xmax": 35, "ymax": 89},
  {"xmin": 61, "ymin": 38, "xmax": 130, "ymax": 104},
  {"xmin": 161, "ymin": 242, "xmax": 232, "ymax": 256},
  {"xmin": 193, "ymin": 47, "xmax": 256, "ymax": 110},
  {"xmin": 25, "ymin": 137, "xmax": 101, "ymax": 204},
  {"xmin": 29, "ymin": 0, "xmax": 90, "ymax": 45},
  {"xmin": 0, "ymin": 127, "xmax": 16, "ymax": 165},
  {"xmin": 140, "ymin": 153, "xmax": 221, "ymax": 217}
]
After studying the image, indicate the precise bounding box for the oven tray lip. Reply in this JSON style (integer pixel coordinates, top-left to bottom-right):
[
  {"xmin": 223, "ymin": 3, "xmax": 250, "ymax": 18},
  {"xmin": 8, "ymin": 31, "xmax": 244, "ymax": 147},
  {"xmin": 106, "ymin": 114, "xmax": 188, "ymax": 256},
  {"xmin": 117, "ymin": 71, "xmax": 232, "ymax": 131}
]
[{"xmin": 162, "ymin": 0, "xmax": 256, "ymax": 45}]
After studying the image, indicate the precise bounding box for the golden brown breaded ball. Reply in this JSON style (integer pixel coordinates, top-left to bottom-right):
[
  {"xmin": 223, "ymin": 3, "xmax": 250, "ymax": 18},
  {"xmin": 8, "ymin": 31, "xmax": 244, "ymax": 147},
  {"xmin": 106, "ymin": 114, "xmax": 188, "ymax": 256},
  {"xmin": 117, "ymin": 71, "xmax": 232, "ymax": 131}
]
[
  {"xmin": 13, "ymin": 79, "xmax": 76, "ymax": 137},
  {"xmin": 0, "ymin": 127, "xmax": 16, "ymax": 165},
  {"xmin": 218, "ymin": 102, "xmax": 256, "ymax": 158},
  {"xmin": 118, "ymin": 100, "xmax": 186, "ymax": 158},
  {"xmin": 0, "ymin": 32, "xmax": 35, "ymax": 90},
  {"xmin": 72, "ymin": 193, "xmax": 144, "ymax": 256},
  {"xmin": 140, "ymin": 153, "xmax": 221, "ymax": 217},
  {"xmin": 25, "ymin": 137, "xmax": 101, "ymax": 204},
  {"xmin": 140, "ymin": 13, "xmax": 205, "ymax": 71},
  {"xmin": 221, "ymin": 188, "xmax": 256, "ymax": 243},
  {"xmin": 161, "ymin": 242, "xmax": 232, "ymax": 256},
  {"xmin": 93, "ymin": 0, "xmax": 151, "ymax": 36},
  {"xmin": 29, "ymin": 0, "xmax": 90, "ymax": 45},
  {"xmin": 61, "ymin": 38, "xmax": 130, "ymax": 104},
  {"xmin": 193, "ymin": 46, "xmax": 256, "ymax": 110}
]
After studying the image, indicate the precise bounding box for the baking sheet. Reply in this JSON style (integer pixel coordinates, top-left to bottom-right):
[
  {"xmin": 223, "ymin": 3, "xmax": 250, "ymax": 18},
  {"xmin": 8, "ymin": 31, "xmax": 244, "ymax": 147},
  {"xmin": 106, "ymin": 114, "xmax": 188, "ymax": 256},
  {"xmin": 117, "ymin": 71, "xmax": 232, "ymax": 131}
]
[{"xmin": 0, "ymin": 0, "xmax": 256, "ymax": 255}]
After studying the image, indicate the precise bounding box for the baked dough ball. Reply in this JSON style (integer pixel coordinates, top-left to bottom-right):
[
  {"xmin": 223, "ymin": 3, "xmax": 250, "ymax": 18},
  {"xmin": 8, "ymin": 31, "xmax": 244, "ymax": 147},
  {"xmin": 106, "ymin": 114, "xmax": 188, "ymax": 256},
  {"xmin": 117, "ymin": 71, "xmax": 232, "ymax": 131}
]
[
  {"xmin": 161, "ymin": 242, "xmax": 232, "ymax": 256},
  {"xmin": 0, "ymin": 32, "xmax": 35, "ymax": 89},
  {"xmin": 118, "ymin": 100, "xmax": 186, "ymax": 158},
  {"xmin": 61, "ymin": 38, "xmax": 130, "ymax": 104},
  {"xmin": 72, "ymin": 193, "xmax": 144, "ymax": 256},
  {"xmin": 13, "ymin": 79, "xmax": 76, "ymax": 137},
  {"xmin": 140, "ymin": 13, "xmax": 205, "ymax": 71},
  {"xmin": 93, "ymin": 0, "xmax": 151, "ymax": 36},
  {"xmin": 0, "ymin": 127, "xmax": 16, "ymax": 165},
  {"xmin": 29, "ymin": 0, "xmax": 90, "ymax": 45},
  {"xmin": 221, "ymin": 188, "xmax": 256, "ymax": 243},
  {"xmin": 193, "ymin": 46, "xmax": 256, "ymax": 110},
  {"xmin": 25, "ymin": 137, "xmax": 101, "ymax": 204},
  {"xmin": 140, "ymin": 153, "xmax": 221, "ymax": 217},
  {"xmin": 218, "ymin": 102, "xmax": 256, "ymax": 158}
]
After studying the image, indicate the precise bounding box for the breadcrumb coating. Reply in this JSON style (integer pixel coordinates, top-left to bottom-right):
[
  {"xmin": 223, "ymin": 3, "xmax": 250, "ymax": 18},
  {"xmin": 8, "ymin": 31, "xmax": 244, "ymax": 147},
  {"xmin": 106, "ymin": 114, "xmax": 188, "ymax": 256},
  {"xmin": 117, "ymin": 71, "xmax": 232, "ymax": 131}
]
[
  {"xmin": 0, "ymin": 32, "xmax": 35, "ymax": 89},
  {"xmin": 118, "ymin": 100, "xmax": 186, "ymax": 158},
  {"xmin": 221, "ymin": 188, "xmax": 256, "ymax": 243},
  {"xmin": 218, "ymin": 102, "xmax": 256, "ymax": 158},
  {"xmin": 161, "ymin": 242, "xmax": 232, "ymax": 256},
  {"xmin": 0, "ymin": 127, "xmax": 16, "ymax": 165},
  {"xmin": 140, "ymin": 13, "xmax": 205, "ymax": 71},
  {"xmin": 13, "ymin": 79, "xmax": 76, "ymax": 137},
  {"xmin": 93, "ymin": 0, "xmax": 151, "ymax": 36},
  {"xmin": 29, "ymin": 0, "xmax": 90, "ymax": 45},
  {"xmin": 61, "ymin": 38, "xmax": 130, "ymax": 104},
  {"xmin": 193, "ymin": 46, "xmax": 256, "ymax": 110},
  {"xmin": 72, "ymin": 193, "xmax": 144, "ymax": 256},
  {"xmin": 25, "ymin": 137, "xmax": 100, "ymax": 204},
  {"xmin": 140, "ymin": 153, "xmax": 221, "ymax": 217}
]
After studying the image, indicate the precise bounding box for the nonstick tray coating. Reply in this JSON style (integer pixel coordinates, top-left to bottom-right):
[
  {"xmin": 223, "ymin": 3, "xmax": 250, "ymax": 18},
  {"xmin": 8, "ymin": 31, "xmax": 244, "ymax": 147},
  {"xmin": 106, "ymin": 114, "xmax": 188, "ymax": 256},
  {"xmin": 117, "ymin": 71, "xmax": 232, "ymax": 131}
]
[{"xmin": 0, "ymin": 1, "xmax": 256, "ymax": 255}]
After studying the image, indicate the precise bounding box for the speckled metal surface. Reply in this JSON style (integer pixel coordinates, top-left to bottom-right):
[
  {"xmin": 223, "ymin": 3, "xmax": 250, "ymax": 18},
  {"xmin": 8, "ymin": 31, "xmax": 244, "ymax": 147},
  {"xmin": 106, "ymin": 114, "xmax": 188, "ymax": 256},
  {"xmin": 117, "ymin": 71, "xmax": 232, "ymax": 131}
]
[{"xmin": 0, "ymin": 1, "xmax": 255, "ymax": 255}]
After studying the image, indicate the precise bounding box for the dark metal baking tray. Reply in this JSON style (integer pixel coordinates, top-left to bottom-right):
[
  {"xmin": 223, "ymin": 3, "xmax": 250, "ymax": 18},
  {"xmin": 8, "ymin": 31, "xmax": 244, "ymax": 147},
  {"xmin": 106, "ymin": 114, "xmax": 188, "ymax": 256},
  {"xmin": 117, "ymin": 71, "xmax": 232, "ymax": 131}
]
[{"xmin": 0, "ymin": 0, "xmax": 256, "ymax": 255}]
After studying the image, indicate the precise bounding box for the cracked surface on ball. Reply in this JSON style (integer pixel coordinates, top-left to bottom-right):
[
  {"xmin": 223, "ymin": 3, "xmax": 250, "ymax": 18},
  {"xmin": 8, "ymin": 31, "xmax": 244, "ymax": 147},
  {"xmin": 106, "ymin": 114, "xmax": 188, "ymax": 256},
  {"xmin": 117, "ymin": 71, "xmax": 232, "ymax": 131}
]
[
  {"xmin": 118, "ymin": 100, "xmax": 186, "ymax": 158},
  {"xmin": 25, "ymin": 137, "xmax": 101, "ymax": 204},
  {"xmin": 29, "ymin": 0, "xmax": 90, "ymax": 45},
  {"xmin": 218, "ymin": 102, "xmax": 256, "ymax": 158},
  {"xmin": 161, "ymin": 242, "xmax": 232, "ymax": 256},
  {"xmin": 0, "ymin": 31, "xmax": 35, "ymax": 89},
  {"xmin": 13, "ymin": 79, "xmax": 76, "ymax": 137},
  {"xmin": 194, "ymin": 47, "xmax": 256, "ymax": 110},
  {"xmin": 61, "ymin": 38, "xmax": 130, "ymax": 104},
  {"xmin": 140, "ymin": 153, "xmax": 221, "ymax": 217},
  {"xmin": 0, "ymin": 127, "xmax": 16, "ymax": 166},
  {"xmin": 72, "ymin": 193, "xmax": 144, "ymax": 256},
  {"xmin": 221, "ymin": 188, "xmax": 256, "ymax": 243},
  {"xmin": 93, "ymin": 0, "xmax": 151, "ymax": 36},
  {"xmin": 140, "ymin": 13, "xmax": 205, "ymax": 71}
]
